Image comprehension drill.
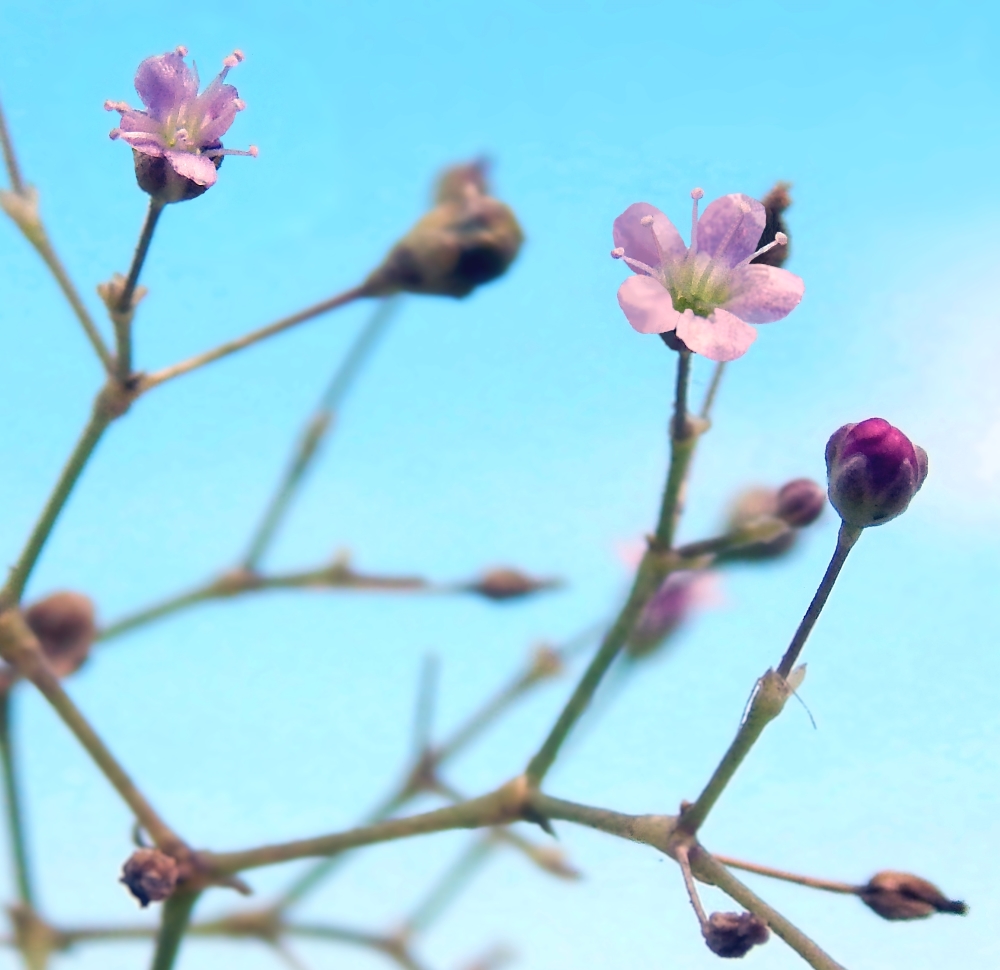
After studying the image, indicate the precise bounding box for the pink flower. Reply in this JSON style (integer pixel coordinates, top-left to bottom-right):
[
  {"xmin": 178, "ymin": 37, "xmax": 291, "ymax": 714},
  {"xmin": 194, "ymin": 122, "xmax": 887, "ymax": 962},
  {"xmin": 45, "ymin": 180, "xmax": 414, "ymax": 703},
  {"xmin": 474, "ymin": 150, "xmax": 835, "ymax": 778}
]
[
  {"xmin": 611, "ymin": 190, "xmax": 804, "ymax": 361},
  {"xmin": 627, "ymin": 570, "xmax": 720, "ymax": 658},
  {"xmin": 105, "ymin": 47, "xmax": 257, "ymax": 197}
]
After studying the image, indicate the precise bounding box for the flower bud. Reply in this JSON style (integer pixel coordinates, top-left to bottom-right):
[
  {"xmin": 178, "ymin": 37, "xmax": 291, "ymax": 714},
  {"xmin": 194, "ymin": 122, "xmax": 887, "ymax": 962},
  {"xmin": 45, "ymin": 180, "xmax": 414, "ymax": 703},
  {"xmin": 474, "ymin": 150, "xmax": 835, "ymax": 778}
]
[
  {"xmin": 132, "ymin": 148, "xmax": 223, "ymax": 204},
  {"xmin": 23, "ymin": 591, "xmax": 96, "ymax": 678},
  {"xmin": 363, "ymin": 159, "xmax": 523, "ymax": 299},
  {"xmin": 702, "ymin": 910, "xmax": 770, "ymax": 958},
  {"xmin": 722, "ymin": 487, "xmax": 795, "ymax": 561},
  {"xmin": 750, "ymin": 182, "xmax": 791, "ymax": 268},
  {"xmin": 775, "ymin": 478, "xmax": 826, "ymax": 528},
  {"xmin": 826, "ymin": 418, "xmax": 928, "ymax": 528},
  {"xmin": 627, "ymin": 571, "xmax": 718, "ymax": 658},
  {"xmin": 469, "ymin": 568, "xmax": 557, "ymax": 602},
  {"xmin": 859, "ymin": 871, "xmax": 967, "ymax": 921},
  {"xmin": 120, "ymin": 848, "xmax": 179, "ymax": 907}
]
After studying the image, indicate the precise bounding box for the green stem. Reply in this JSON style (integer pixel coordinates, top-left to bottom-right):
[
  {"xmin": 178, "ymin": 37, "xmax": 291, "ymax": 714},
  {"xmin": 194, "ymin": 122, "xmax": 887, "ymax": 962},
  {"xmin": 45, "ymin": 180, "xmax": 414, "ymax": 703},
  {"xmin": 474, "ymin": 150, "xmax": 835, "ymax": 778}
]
[
  {"xmin": 0, "ymin": 692, "xmax": 34, "ymax": 906},
  {"xmin": 404, "ymin": 837, "xmax": 493, "ymax": 933},
  {"xmin": 242, "ymin": 296, "xmax": 401, "ymax": 570},
  {"xmin": 0, "ymin": 93, "xmax": 24, "ymax": 193},
  {"xmin": 525, "ymin": 350, "xmax": 700, "ymax": 785},
  {"xmin": 710, "ymin": 854, "xmax": 860, "ymax": 896},
  {"xmin": 776, "ymin": 522, "xmax": 862, "ymax": 677},
  {"xmin": 114, "ymin": 199, "xmax": 164, "ymax": 379},
  {"xmin": 149, "ymin": 891, "xmax": 199, "ymax": 970},
  {"xmin": 4, "ymin": 397, "xmax": 113, "ymax": 604},
  {"xmin": 691, "ymin": 851, "xmax": 848, "ymax": 970},
  {"xmin": 699, "ymin": 360, "xmax": 726, "ymax": 420}
]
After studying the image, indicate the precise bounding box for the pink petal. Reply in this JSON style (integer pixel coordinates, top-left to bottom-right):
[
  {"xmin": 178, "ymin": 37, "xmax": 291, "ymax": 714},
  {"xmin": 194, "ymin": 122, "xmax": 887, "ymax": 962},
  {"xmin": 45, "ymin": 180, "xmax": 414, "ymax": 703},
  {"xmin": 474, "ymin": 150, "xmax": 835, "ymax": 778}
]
[
  {"xmin": 120, "ymin": 136, "xmax": 166, "ymax": 156},
  {"xmin": 117, "ymin": 110, "xmax": 162, "ymax": 136},
  {"xmin": 675, "ymin": 307, "xmax": 757, "ymax": 362},
  {"xmin": 724, "ymin": 265, "xmax": 805, "ymax": 323},
  {"xmin": 135, "ymin": 51, "xmax": 199, "ymax": 120},
  {"xmin": 613, "ymin": 202, "xmax": 686, "ymax": 274},
  {"xmin": 695, "ymin": 194, "xmax": 766, "ymax": 268},
  {"xmin": 617, "ymin": 275, "xmax": 683, "ymax": 335},
  {"xmin": 165, "ymin": 150, "xmax": 218, "ymax": 187},
  {"xmin": 192, "ymin": 78, "xmax": 241, "ymax": 144}
]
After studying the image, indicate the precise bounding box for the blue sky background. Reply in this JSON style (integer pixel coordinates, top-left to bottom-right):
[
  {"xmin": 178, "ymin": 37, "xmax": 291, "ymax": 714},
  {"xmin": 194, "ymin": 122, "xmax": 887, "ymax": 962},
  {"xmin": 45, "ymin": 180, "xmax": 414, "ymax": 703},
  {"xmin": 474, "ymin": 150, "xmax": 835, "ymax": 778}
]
[{"xmin": 1, "ymin": 0, "xmax": 999, "ymax": 967}]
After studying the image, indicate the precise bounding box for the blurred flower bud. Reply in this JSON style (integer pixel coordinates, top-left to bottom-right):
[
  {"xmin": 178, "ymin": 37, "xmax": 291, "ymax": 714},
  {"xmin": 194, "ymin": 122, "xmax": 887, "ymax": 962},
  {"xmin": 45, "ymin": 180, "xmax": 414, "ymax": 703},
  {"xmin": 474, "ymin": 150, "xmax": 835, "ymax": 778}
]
[
  {"xmin": 24, "ymin": 592, "xmax": 96, "ymax": 678},
  {"xmin": 776, "ymin": 478, "xmax": 826, "ymax": 528},
  {"xmin": 750, "ymin": 182, "xmax": 792, "ymax": 268},
  {"xmin": 627, "ymin": 571, "xmax": 719, "ymax": 658},
  {"xmin": 722, "ymin": 487, "xmax": 795, "ymax": 561},
  {"xmin": 702, "ymin": 910, "xmax": 770, "ymax": 958},
  {"xmin": 527, "ymin": 644, "xmax": 564, "ymax": 680},
  {"xmin": 120, "ymin": 848, "xmax": 179, "ymax": 907},
  {"xmin": 859, "ymin": 871, "xmax": 967, "ymax": 921},
  {"xmin": 469, "ymin": 568, "xmax": 557, "ymax": 602},
  {"xmin": 526, "ymin": 844, "xmax": 582, "ymax": 880},
  {"xmin": 364, "ymin": 159, "xmax": 523, "ymax": 299},
  {"xmin": 826, "ymin": 418, "xmax": 928, "ymax": 528}
]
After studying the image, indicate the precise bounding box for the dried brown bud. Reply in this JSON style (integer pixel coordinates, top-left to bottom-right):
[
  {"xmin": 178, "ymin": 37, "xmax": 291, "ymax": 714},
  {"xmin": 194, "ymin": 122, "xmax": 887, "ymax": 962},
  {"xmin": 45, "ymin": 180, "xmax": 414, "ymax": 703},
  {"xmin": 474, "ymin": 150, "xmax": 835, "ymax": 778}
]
[
  {"xmin": 470, "ymin": 568, "xmax": 557, "ymax": 602},
  {"xmin": 859, "ymin": 871, "xmax": 967, "ymax": 921},
  {"xmin": 775, "ymin": 478, "xmax": 826, "ymax": 528},
  {"xmin": 751, "ymin": 182, "xmax": 792, "ymax": 268},
  {"xmin": 120, "ymin": 848, "xmax": 179, "ymax": 907},
  {"xmin": 24, "ymin": 592, "xmax": 96, "ymax": 678},
  {"xmin": 528, "ymin": 645, "xmax": 564, "ymax": 680},
  {"xmin": 363, "ymin": 159, "xmax": 523, "ymax": 299},
  {"xmin": 703, "ymin": 911, "xmax": 770, "ymax": 958}
]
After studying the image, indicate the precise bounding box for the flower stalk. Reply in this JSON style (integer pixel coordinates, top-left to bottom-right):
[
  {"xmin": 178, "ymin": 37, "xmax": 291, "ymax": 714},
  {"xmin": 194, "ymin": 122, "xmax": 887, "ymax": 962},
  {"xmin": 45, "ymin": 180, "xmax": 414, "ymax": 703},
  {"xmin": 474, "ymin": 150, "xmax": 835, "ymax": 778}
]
[{"xmin": 0, "ymin": 692, "xmax": 34, "ymax": 907}]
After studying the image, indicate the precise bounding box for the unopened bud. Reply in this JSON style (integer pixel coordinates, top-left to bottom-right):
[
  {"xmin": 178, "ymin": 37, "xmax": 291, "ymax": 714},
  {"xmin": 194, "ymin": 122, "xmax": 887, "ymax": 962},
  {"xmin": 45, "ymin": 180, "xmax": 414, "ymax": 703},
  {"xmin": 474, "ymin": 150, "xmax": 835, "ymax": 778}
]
[
  {"xmin": 776, "ymin": 478, "xmax": 826, "ymax": 528},
  {"xmin": 750, "ymin": 182, "xmax": 792, "ymax": 268},
  {"xmin": 627, "ymin": 571, "xmax": 718, "ymax": 658},
  {"xmin": 24, "ymin": 592, "xmax": 96, "ymax": 678},
  {"xmin": 120, "ymin": 848, "xmax": 179, "ymax": 907},
  {"xmin": 722, "ymin": 487, "xmax": 795, "ymax": 561},
  {"xmin": 527, "ymin": 645, "xmax": 564, "ymax": 680},
  {"xmin": 527, "ymin": 845, "xmax": 582, "ymax": 880},
  {"xmin": 826, "ymin": 418, "xmax": 928, "ymax": 528},
  {"xmin": 470, "ymin": 568, "xmax": 557, "ymax": 602},
  {"xmin": 859, "ymin": 871, "xmax": 967, "ymax": 921},
  {"xmin": 364, "ymin": 159, "xmax": 523, "ymax": 299},
  {"xmin": 702, "ymin": 910, "xmax": 770, "ymax": 958}
]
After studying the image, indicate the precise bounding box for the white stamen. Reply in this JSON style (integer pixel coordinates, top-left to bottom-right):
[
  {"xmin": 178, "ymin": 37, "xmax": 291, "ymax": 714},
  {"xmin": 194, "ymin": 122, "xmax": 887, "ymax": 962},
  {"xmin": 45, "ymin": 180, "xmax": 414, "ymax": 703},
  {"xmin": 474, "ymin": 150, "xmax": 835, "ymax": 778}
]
[
  {"xmin": 223, "ymin": 50, "xmax": 245, "ymax": 69},
  {"xmin": 622, "ymin": 255, "xmax": 657, "ymax": 276},
  {"xmin": 640, "ymin": 215, "xmax": 654, "ymax": 227},
  {"xmin": 737, "ymin": 232, "xmax": 788, "ymax": 268},
  {"xmin": 203, "ymin": 145, "xmax": 258, "ymax": 158},
  {"xmin": 175, "ymin": 46, "xmax": 189, "ymax": 57},
  {"xmin": 611, "ymin": 247, "xmax": 625, "ymax": 259},
  {"xmin": 108, "ymin": 128, "xmax": 121, "ymax": 141},
  {"xmin": 234, "ymin": 99, "xmax": 246, "ymax": 111},
  {"xmin": 690, "ymin": 187, "xmax": 704, "ymax": 200},
  {"xmin": 104, "ymin": 100, "xmax": 129, "ymax": 113},
  {"xmin": 775, "ymin": 231, "xmax": 787, "ymax": 245}
]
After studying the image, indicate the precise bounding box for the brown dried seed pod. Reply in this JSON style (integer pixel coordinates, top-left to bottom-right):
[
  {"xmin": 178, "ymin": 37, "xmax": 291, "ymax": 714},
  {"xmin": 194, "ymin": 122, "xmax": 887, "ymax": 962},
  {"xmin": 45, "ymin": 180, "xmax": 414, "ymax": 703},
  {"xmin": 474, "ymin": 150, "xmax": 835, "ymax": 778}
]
[
  {"xmin": 859, "ymin": 870, "xmax": 967, "ymax": 921},
  {"xmin": 471, "ymin": 568, "xmax": 554, "ymax": 602},
  {"xmin": 750, "ymin": 182, "xmax": 792, "ymax": 268},
  {"xmin": 703, "ymin": 911, "xmax": 770, "ymax": 959},
  {"xmin": 120, "ymin": 848, "xmax": 179, "ymax": 907},
  {"xmin": 23, "ymin": 591, "xmax": 96, "ymax": 678}
]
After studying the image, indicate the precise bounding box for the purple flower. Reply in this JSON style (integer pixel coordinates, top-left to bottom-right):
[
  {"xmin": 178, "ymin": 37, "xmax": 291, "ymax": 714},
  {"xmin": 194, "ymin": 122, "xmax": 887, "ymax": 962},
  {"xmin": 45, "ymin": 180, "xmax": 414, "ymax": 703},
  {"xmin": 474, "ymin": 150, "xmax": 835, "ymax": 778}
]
[
  {"xmin": 826, "ymin": 418, "xmax": 928, "ymax": 528},
  {"xmin": 611, "ymin": 190, "xmax": 804, "ymax": 361},
  {"xmin": 627, "ymin": 570, "xmax": 719, "ymax": 658},
  {"xmin": 105, "ymin": 47, "xmax": 256, "ymax": 200}
]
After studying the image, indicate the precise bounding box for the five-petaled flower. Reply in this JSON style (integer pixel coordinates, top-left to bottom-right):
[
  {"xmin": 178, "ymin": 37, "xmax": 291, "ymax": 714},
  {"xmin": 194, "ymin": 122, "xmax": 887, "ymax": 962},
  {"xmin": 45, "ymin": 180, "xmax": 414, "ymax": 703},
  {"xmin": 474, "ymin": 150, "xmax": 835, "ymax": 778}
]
[
  {"xmin": 105, "ymin": 46, "xmax": 257, "ymax": 202},
  {"xmin": 612, "ymin": 190, "xmax": 804, "ymax": 361}
]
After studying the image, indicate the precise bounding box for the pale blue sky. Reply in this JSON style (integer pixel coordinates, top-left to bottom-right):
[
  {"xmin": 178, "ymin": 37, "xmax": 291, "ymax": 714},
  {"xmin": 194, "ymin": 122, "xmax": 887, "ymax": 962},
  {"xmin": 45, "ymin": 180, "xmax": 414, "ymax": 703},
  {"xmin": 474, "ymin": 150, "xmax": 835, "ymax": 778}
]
[{"xmin": 1, "ymin": 1, "xmax": 999, "ymax": 968}]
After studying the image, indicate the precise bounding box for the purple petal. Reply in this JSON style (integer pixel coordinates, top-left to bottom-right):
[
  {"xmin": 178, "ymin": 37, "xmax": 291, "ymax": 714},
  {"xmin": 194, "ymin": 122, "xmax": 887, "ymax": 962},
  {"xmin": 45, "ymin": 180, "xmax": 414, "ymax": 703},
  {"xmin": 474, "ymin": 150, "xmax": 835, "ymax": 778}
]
[
  {"xmin": 675, "ymin": 307, "xmax": 757, "ymax": 361},
  {"xmin": 191, "ymin": 78, "xmax": 241, "ymax": 145},
  {"xmin": 117, "ymin": 110, "xmax": 163, "ymax": 137},
  {"xmin": 165, "ymin": 150, "xmax": 218, "ymax": 187},
  {"xmin": 724, "ymin": 265, "xmax": 805, "ymax": 323},
  {"xmin": 119, "ymin": 134, "xmax": 167, "ymax": 156},
  {"xmin": 695, "ymin": 194, "xmax": 766, "ymax": 268},
  {"xmin": 135, "ymin": 52, "xmax": 199, "ymax": 120},
  {"xmin": 613, "ymin": 203, "xmax": 686, "ymax": 274},
  {"xmin": 617, "ymin": 275, "xmax": 683, "ymax": 334}
]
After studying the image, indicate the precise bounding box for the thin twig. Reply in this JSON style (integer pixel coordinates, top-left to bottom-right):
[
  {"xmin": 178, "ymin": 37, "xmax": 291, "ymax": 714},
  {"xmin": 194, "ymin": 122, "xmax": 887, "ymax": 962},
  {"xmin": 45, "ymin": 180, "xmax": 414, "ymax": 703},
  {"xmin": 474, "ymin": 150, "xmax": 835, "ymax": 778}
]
[
  {"xmin": 137, "ymin": 285, "xmax": 370, "ymax": 393},
  {"xmin": 711, "ymin": 854, "xmax": 860, "ymax": 896},
  {"xmin": 402, "ymin": 837, "xmax": 494, "ymax": 933},
  {"xmin": 150, "ymin": 891, "xmax": 200, "ymax": 970},
  {"xmin": 0, "ymin": 93, "xmax": 24, "ymax": 192},
  {"xmin": 0, "ymin": 692, "xmax": 34, "ymax": 906},
  {"xmin": 699, "ymin": 361, "xmax": 726, "ymax": 421}
]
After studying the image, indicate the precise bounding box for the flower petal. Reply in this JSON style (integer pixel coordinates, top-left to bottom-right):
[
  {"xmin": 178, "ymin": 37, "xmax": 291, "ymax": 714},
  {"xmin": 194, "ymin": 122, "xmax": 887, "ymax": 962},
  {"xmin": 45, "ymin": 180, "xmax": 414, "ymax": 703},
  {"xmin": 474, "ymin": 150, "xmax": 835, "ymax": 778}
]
[
  {"xmin": 696, "ymin": 193, "xmax": 766, "ymax": 268},
  {"xmin": 724, "ymin": 265, "xmax": 805, "ymax": 323},
  {"xmin": 617, "ymin": 275, "xmax": 683, "ymax": 334},
  {"xmin": 165, "ymin": 150, "xmax": 218, "ymax": 187},
  {"xmin": 613, "ymin": 202, "xmax": 686, "ymax": 274},
  {"xmin": 675, "ymin": 307, "xmax": 756, "ymax": 362},
  {"xmin": 135, "ymin": 51, "xmax": 199, "ymax": 120},
  {"xmin": 191, "ymin": 78, "xmax": 241, "ymax": 145},
  {"xmin": 116, "ymin": 110, "xmax": 162, "ymax": 137}
]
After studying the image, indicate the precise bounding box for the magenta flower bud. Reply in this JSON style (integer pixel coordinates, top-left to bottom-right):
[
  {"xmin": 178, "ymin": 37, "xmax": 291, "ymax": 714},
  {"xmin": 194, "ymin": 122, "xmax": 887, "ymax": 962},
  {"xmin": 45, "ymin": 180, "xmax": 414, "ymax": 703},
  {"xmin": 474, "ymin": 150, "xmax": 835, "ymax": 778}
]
[
  {"xmin": 776, "ymin": 478, "xmax": 826, "ymax": 528},
  {"xmin": 826, "ymin": 418, "xmax": 928, "ymax": 528},
  {"xmin": 627, "ymin": 571, "xmax": 718, "ymax": 658}
]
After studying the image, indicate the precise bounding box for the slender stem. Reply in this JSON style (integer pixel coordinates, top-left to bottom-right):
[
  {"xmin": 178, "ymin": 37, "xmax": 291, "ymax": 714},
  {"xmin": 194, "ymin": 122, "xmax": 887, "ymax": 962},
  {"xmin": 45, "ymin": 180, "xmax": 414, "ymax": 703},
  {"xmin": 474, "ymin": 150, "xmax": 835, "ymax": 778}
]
[
  {"xmin": 527, "ymin": 791, "xmax": 672, "ymax": 846},
  {"xmin": 149, "ymin": 891, "xmax": 199, "ymax": 970},
  {"xmin": 137, "ymin": 286, "xmax": 369, "ymax": 393},
  {"xmin": 3, "ymin": 397, "xmax": 113, "ymax": 604},
  {"xmin": 676, "ymin": 845, "xmax": 708, "ymax": 926},
  {"xmin": 679, "ymin": 670, "xmax": 792, "ymax": 835},
  {"xmin": 691, "ymin": 851, "xmax": 848, "ymax": 970},
  {"xmin": 0, "ymin": 692, "xmax": 34, "ymax": 906},
  {"xmin": 114, "ymin": 199, "xmax": 164, "ymax": 379},
  {"xmin": 242, "ymin": 296, "xmax": 401, "ymax": 569},
  {"xmin": 206, "ymin": 783, "xmax": 524, "ymax": 875},
  {"xmin": 777, "ymin": 522, "xmax": 862, "ymax": 677},
  {"xmin": 526, "ymin": 350, "xmax": 701, "ymax": 786},
  {"xmin": 699, "ymin": 361, "xmax": 726, "ymax": 420},
  {"xmin": 711, "ymin": 854, "xmax": 860, "ymax": 896},
  {"xmin": 0, "ymin": 94, "xmax": 24, "ymax": 192},
  {"xmin": 404, "ymin": 837, "xmax": 493, "ymax": 933}
]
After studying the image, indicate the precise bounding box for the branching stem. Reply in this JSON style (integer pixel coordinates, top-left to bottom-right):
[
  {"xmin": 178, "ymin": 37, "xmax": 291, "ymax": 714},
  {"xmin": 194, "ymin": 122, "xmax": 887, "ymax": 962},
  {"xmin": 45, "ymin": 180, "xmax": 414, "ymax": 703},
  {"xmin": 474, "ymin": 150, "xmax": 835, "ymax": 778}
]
[{"xmin": 0, "ymin": 692, "xmax": 34, "ymax": 906}]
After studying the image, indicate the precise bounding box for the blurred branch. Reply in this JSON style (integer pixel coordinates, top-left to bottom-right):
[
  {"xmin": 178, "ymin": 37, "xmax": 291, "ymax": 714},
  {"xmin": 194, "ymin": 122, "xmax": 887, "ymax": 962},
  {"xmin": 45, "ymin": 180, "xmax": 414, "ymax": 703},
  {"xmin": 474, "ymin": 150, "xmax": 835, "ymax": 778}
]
[
  {"xmin": 150, "ymin": 891, "xmax": 200, "ymax": 970},
  {"xmin": 0, "ymin": 93, "xmax": 24, "ymax": 192},
  {"xmin": 0, "ymin": 692, "xmax": 34, "ymax": 907},
  {"xmin": 400, "ymin": 837, "xmax": 494, "ymax": 935},
  {"xmin": 242, "ymin": 296, "xmax": 403, "ymax": 570}
]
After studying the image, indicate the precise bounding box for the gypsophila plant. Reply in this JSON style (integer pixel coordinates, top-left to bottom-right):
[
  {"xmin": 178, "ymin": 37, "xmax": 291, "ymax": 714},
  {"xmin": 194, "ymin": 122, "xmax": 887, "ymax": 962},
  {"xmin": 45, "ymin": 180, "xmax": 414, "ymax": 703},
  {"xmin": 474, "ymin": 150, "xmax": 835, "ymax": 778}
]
[{"xmin": 0, "ymin": 44, "xmax": 966, "ymax": 970}]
